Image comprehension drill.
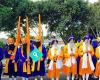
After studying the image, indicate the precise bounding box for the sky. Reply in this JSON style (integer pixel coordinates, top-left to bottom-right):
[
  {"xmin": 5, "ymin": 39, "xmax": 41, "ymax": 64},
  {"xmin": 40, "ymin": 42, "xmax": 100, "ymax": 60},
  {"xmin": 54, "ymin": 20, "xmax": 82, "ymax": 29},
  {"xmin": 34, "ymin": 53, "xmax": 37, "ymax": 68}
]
[
  {"xmin": 0, "ymin": 0, "xmax": 98, "ymax": 39},
  {"xmin": 0, "ymin": 25, "xmax": 48, "ymax": 39},
  {"xmin": 87, "ymin": 0, "xmax": 98, "ymax": 3},
  {"xmin": 30, "ymin": 24, "xmax": 48, "ymax": 37}
]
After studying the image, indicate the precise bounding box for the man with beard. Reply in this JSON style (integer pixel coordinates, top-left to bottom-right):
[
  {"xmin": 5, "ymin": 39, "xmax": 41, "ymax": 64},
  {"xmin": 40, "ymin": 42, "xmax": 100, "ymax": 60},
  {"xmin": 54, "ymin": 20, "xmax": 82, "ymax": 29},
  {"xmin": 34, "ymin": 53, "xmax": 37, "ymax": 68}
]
[
  {"xmin": 62, "ymin": 36, "xmax": 78, "ymax": 80},
  {"xmin": 4, "ymin": 37, "xmax": 19, "ymax": 80},
  {"xmin": 47, "ymin": 40, "xmax": 63, "ymax": 80},
  {"xmin": 78, "ymin": 36, "xmax": 95, "ymax": 80},
  {"xmin": 18, "ymin": 37, "xmax": 33, "ymax": 80},
  {"xmin": 31, "ymin": 36, "xmax": 47, "ymax": 80}
]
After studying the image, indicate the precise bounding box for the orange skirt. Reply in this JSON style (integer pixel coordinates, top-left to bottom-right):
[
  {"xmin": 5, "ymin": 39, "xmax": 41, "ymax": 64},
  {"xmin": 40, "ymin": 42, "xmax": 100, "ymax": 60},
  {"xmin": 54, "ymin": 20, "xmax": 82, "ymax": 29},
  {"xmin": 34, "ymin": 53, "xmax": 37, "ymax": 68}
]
[
  {"xmin": 62, "ymin": 63, "xmax": 77, "ymax": 75},
  {"xmin": 79, "ymin": 58, "xmax": 94, "ymax": 75},
  {"xmin": 47, "ymin": 62, "xmax": 61, "ymax": 78},
  {"xmin": 95, "ymin": 61, "xmax": 100, "ymax": 77}
]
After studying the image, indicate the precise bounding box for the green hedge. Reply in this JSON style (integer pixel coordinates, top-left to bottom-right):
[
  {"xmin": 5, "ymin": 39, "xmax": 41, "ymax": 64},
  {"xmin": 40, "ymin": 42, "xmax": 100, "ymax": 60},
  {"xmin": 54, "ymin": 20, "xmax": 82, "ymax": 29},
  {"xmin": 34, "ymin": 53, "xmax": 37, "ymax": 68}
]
[{"xmin": 0, "ymin": 41, "xmax": 5, "ymax": 48}]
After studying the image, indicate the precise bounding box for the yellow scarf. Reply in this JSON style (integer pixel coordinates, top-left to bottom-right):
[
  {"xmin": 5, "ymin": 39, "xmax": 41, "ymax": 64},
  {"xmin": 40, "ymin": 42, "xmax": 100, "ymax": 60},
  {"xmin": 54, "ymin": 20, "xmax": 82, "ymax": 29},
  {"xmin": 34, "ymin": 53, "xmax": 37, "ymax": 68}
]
[
  {"xmin": 14, "ymin": 62, "xmax": 17, "ymax": 72},
  {"xmin": 31, "ymin": 61, "xmax": 35, "ymax": 72},
  {"xmin": 23, "ymin": 61, "xmax": 31, "ymax": 74},
  {"xmin": 23, "ymin": 62, "xmax": 27, "ymax": 72},
  {"xmin": 5, "ymin": 59, "xmax": 9, "ymax": 73}
]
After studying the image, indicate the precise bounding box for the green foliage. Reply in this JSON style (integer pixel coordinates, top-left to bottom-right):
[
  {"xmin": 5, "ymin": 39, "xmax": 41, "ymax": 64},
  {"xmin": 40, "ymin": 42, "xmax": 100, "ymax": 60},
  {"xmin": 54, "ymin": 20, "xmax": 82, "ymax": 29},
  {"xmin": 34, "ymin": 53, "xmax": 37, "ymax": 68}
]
[
  {"xmin": 7, "ymin": 32, "xmax": 15, "ymax": 39},
  {"xmin": 0, "ymin": 41, "xmax": 5, "ymax": 48},
  {"xmin": 0, "ymin": 0, "xmax": 32, "ymax": 31},
  {"xmin": 30, "ymin": 0, "xmax": 92, "ymax": 43},
  {"xmin": 0, "ymin": 0, "xmax": 100, "ymax": 43},
  {"xmin": 89, "ymin": 1, "xmax": 100, "ymax": 36}
]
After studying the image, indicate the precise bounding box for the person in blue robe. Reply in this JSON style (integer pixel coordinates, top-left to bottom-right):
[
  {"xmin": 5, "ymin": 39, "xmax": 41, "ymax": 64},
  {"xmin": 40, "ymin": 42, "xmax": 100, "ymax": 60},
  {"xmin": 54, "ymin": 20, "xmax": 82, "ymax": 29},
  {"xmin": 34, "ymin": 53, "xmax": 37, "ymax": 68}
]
[
  {"xmin": 87, "ymin": 34, "xmax": 98, "ymax": 80},
  {"xmin": 18, "ymin": 37, "xmax": 33, "ymax": 80},
  {"xmin": 30, "ymin": 38, "xmax": 47, "ymax": 80},
  {"xmin": 88, "ymin": 34, "xmax": 97, "ymax": 68},
  {"xmin": 0, "ymin": 47, "xmax": 3, "ymax": 80},
  {"xmin": 3, "ymin": 38, "xmax": 19, "ymax": 80},
  {"xmin": 75, "ymin": 39, "xmax": 81, "ymax": 79},
  {"xmin": 92, "ymin": 39, "xmax": 98, "ymax": 51}
]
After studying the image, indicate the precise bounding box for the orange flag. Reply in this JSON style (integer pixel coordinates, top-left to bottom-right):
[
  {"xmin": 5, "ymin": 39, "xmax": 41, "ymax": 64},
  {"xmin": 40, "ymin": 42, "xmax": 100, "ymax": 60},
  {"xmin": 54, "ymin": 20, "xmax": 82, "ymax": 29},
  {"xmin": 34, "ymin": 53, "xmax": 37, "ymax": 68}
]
[
  {"xmin": 10, "ymin": 16, "xmax": 21, "ymax": 72},
  {"xmin": 15, "ymin": 16, "xmax": 21, "ymax": 47},
  {"xmin": 10, "ymin": 16, "xmax": 21, "ymax": 60},
  {"xmin": 37, "ymin": 14, "xmax": 43, "ymax": 71}
]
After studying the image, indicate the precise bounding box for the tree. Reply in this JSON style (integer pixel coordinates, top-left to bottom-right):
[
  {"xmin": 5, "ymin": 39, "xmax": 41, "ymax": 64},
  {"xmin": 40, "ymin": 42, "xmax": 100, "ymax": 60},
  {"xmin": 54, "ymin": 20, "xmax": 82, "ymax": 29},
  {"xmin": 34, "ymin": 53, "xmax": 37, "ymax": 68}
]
[
  {"xmin": 0, "ymin": 0, "xmax": 99, "ymax": 43},
  {"xmin": 88, "ymin": 1, "xmax": 100, "ymax": 37},
  {"xmin": 0, "ymin": 0, "xmax": 32, "ymax": 32},
  {"xmin": 30, "ymin": 0, "xmax": 93, "ymax": 43}
]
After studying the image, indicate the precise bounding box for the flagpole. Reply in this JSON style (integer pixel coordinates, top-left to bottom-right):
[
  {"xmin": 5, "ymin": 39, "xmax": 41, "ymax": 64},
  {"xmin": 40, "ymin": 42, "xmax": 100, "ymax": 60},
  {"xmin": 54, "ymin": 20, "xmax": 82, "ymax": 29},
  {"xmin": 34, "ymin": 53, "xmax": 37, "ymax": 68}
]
[
  {"xmin": 26, "ymin": 16, "xmax": 31, "ymax": 74},
  {"xmin": 37, "ymin": 14, "xmax": 42, "ymax": 71},
  {"xmin": 13, "ymin": 16, "xmax": 21, "ymax": 72},
  {"xmin": 13, "ymin": 16, "xmax": 21, "ymax": 56}
]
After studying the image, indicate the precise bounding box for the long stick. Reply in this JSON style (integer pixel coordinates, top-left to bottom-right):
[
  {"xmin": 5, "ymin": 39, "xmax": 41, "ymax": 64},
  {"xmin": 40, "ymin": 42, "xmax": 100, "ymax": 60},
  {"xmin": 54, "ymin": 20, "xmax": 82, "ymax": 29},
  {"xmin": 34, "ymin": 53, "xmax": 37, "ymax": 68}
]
[
  {"xmin": 37, "ymin": 14, "xmax": 42, "ymax": 71},
  {"xmin": 26, "ymin": 16, "xmax": 31, "ymax": 74}
]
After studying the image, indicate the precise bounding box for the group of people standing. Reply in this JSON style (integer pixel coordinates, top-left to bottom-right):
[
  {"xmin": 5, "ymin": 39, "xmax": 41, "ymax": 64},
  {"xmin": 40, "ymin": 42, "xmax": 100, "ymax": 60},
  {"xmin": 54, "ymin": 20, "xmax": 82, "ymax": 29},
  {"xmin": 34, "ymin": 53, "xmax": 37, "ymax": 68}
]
[
  {"xmin": 0, "ymin": 16, "xmax": 100, "ymax": 80},
  {"xmin": 2, "ymin": 36, "xmax": 47, "ymax": 80},
  {"xmin": 46, "ymin": 35, "xmax": 100, "ymax": 80},
  {"xmin": 0, "ymin": 34, "xmax": 100, "ymax": 80}
]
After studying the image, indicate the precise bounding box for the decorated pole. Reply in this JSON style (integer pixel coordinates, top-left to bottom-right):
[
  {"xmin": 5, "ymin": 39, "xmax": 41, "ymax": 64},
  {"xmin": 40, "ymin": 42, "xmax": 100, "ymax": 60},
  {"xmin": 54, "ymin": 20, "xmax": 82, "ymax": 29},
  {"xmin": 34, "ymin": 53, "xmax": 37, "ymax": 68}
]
[
  {"xmin": 10, "ymin": 16, "xmax": 21, "ymax": 60},
  {"xmin": 11, "ymin": 16, "xmax": 21, "ymax": 72},
  {"xmin": 37, "ymin": 14, "xmax": 43, "ymax": 71},
  {"xmin": 25, "ymin": 16, "xmax": 31, "ymax": 74},
  {"xmin": 5, "ymin": 16, "xmax": 21, "ymax": 74},
  {"xmin": 13, "ymin": 16, "xmax": 21, "ymax": 57},
  {"xmin": 15, "ymin": 16, "xmax": 21, "ymax": 47}
]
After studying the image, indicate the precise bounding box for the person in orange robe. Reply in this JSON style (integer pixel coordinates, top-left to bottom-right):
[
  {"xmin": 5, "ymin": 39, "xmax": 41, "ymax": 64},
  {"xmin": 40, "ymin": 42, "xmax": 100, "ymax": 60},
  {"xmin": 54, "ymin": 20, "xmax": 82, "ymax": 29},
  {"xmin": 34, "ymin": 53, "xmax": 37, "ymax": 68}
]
[
  {"xmin": 78, "ymin": 36, "xmax": 95, "ymax": 80},
  {"xmin": 62, "ymin": 36, "xmax": 78, "ymax": 80},
  {"xmin": 47, "ymin": 40, "xmax": 63, "ymax": 80},
  {"xmin": 95, "ymin": 37, "xmax": 100, "ymax": 80}
]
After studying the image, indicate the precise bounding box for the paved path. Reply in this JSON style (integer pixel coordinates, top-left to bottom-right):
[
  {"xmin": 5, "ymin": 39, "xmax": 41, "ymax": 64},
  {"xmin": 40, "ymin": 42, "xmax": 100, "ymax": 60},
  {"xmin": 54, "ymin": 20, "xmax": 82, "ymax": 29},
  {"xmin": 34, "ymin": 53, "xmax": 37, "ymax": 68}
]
[{"xmin": 1, "ymin": 74, "xmax": 99, "ymax": 80}]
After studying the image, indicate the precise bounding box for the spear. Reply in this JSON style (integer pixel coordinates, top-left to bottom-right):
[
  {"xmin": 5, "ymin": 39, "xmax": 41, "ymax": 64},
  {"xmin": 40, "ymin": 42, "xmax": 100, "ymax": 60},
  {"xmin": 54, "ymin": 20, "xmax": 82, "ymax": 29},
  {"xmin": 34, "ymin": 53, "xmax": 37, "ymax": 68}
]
[
  {"xmin": 10, "ymin": 16, "xmax": 21, "ymax": 59},
  {"xmin": 11, "ymin": 16, "xmax": 21, "ymax": 72},
  {"xmin": 37, "ymin": 14, "xmax": 42, "ymax": 71},
  {"xmin": 26, "ymin": 16, "xmax": 31, "ymax": 74}
]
